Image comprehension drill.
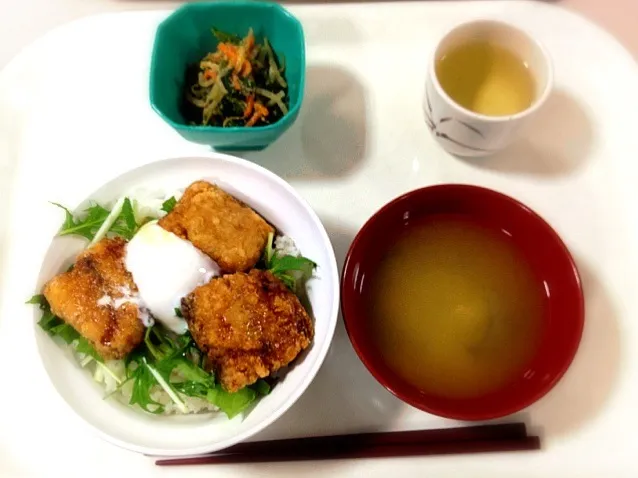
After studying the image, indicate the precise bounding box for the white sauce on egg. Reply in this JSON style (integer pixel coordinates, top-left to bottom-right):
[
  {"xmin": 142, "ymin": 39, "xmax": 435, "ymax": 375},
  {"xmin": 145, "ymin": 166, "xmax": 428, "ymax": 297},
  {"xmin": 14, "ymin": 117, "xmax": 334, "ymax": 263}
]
[{"xmin": 124, "ymin": 220, "xmax": 220, "ymax": 334}]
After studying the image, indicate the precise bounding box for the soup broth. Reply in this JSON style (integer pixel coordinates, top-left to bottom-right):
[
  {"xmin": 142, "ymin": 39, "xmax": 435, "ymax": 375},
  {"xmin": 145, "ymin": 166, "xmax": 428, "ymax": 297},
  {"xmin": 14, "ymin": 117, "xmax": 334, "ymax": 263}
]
[
  {"xmin": 368, "ymin": 215, "xmax": 544, "ymax": 399},
  {"xmin": 435, "ymin": 39, "xmax": 536, "ymax": 116}
]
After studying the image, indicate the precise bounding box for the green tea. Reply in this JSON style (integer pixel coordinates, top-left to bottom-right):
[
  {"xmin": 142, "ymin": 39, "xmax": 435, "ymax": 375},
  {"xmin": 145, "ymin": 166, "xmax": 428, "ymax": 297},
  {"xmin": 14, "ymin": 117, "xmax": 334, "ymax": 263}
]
[{"xmin": 436, "ymin": 40, "xmax": 536, "ymax": 116}]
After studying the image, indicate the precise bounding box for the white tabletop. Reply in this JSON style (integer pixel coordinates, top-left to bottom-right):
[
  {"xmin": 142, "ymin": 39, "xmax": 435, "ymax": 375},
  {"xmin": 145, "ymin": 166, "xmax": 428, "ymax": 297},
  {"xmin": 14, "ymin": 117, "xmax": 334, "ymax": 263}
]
[{"xmin": 1, "ymin": 1, "xmax": 638, "ymax": 477}]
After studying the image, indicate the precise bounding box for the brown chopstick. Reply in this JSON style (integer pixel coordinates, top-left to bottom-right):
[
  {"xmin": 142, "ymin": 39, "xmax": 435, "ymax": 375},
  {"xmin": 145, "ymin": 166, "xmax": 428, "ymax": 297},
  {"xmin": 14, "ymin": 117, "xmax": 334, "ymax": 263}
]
[
  {"xmin": 156, "ymin": 437, "xmax": 540, "ymax": 465},
  {"xmin": 155, "ymin": 423, "xmax": 539, "ymax": 466},
  {"xmin": 216, "ymin": 422, "xmax": 528, "ymax": 454}
]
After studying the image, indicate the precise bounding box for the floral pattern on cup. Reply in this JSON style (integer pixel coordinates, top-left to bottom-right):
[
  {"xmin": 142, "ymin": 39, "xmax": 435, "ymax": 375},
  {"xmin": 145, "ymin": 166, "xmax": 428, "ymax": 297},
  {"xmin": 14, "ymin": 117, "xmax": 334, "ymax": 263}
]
[{"xmin": 423, "ymin": 87, "xmax": 496, "ymax": 155}]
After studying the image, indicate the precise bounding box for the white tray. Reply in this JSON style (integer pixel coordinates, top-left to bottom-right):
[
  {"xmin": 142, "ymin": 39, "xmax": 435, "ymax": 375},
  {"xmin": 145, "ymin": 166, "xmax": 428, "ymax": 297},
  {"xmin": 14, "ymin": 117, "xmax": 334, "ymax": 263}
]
[{"xmin": 1, "ymin": 1, "xmax": 638, "ymax": 477}]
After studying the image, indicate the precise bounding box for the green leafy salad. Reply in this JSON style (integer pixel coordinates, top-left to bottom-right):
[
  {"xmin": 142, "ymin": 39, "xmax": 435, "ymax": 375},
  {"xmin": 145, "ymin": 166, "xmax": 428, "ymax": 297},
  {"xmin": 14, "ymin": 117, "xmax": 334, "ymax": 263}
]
[{"xmin": 28, "ymin": 192, "xmax": 316, "ymax": 419}]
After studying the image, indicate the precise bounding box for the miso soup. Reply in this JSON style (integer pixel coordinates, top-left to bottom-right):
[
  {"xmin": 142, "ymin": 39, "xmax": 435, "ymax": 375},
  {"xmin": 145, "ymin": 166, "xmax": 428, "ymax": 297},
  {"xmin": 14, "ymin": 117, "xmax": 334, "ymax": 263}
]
[{"xmin": 367, "ymin": 215, "xmax": 544, "ymax": 399}]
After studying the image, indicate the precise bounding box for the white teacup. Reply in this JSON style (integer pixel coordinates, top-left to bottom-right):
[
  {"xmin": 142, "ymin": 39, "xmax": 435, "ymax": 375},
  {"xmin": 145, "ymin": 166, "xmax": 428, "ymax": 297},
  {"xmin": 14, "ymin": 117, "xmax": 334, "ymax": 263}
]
[{"xmin": 424, "ymin": 20, "xmax": 553, "ymax": 157}]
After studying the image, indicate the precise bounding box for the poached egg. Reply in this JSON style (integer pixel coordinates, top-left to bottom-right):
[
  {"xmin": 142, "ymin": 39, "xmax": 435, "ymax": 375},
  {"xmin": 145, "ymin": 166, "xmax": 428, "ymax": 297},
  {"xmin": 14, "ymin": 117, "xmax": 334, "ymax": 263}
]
[{"xmin": 125, "ymin": 220, "xmax": 220, "ymax": 334}]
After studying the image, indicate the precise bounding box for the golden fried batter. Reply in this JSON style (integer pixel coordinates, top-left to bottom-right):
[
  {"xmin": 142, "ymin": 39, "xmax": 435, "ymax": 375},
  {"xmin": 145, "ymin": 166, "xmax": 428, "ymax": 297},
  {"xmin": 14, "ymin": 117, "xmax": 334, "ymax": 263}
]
[
  {"xmin": 158, "ymin": 181, "xmax": 274, "ymax": 273},
  {"xmin": 182, "ymin": 269, "xmax": 314, "ymax": 392},
  {"xmin": 43, "ymin": 238, "xmax": 144, "ymax": 360}
]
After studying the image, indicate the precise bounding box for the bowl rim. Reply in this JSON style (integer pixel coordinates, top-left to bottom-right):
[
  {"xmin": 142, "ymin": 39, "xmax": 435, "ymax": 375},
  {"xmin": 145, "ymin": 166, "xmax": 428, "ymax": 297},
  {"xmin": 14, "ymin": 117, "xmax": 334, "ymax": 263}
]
[
  {"xmin": 340, "ymin": 183, "xmax": 585, "ymax": 420},
  {"xmin": 148, "ymin": 1, "xmax": 306, "ymax": 133},
  {"xmin": 33, "ymin": 152, "xmax": 341, "ymax": 456}
]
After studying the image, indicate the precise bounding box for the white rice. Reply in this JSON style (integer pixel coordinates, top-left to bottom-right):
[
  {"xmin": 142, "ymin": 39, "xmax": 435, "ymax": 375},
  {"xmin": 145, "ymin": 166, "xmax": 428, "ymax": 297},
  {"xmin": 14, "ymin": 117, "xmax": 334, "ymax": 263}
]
[
  {"xmin": 77, "ymin": 356, "xmax": 218, "ymax": 415},
  {"xmin": 111, "ymin": 365, "xmax": 219, "ymax": 415},
  {"xmin": 128, "ymin": 187, "xmax": 184, "ymax": 223},
  {"xmin": 274, "ymin": 234, "xmax": 300, "ymax": 257},
  {"xmin": 152, "ymin": 391, "xmax": 219, "ymax": 415}
]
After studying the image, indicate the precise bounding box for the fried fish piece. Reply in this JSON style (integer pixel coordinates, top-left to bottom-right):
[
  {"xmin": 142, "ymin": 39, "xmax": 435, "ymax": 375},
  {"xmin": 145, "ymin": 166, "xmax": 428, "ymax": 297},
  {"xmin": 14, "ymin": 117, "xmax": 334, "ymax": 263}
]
[
  {"xmin": 158, "ymin": 181, "xmax": 274, "ymax": 273},
  {"xmin": 182, "ymin": 269, "xmax": 314, "ymax": 392},
  {"xmin": 43, "ymin": 237, "xmax": 144, "ymax": 360}
]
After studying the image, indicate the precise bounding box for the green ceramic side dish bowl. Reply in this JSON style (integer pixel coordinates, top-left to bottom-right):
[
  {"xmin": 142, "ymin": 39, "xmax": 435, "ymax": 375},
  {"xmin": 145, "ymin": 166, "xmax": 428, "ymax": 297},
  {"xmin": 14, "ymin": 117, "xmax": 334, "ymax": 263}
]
[{"xmin": 149, "ymin": 1, "xmax": 306, "ymax": 150}]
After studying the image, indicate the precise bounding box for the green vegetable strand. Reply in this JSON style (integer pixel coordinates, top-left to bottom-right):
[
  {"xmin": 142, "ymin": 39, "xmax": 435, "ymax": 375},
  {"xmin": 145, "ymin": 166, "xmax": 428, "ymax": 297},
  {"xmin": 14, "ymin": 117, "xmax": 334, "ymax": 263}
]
[
  {"xmin": 51, "ymin": 202, "xmax": 111, "ymax": 240},
  {"xmin": 27, "ymin": 295, "xmax": 103, "ymax": 362},
  {"xmin": 161, "ymin": 197, "xmax": 177, "ymax": 214},
  {"xmin": 124, "ymin": 324, "xmax": 266, "ymax": 418},
  {"xmin": 52, "ymin": 197, "xmax": 140, "ymax": 242},
  {"xmin": 263, "ymin": 233, "xmax": 316, "ymax": 291}
]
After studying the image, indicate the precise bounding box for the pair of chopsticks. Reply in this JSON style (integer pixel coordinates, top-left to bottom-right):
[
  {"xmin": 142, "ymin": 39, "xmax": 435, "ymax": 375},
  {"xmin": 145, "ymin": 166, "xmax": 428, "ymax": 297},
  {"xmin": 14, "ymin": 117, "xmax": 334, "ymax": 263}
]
[{"xmin": 155, "ymin": 422, "xmax": 540, "ymax": 466}]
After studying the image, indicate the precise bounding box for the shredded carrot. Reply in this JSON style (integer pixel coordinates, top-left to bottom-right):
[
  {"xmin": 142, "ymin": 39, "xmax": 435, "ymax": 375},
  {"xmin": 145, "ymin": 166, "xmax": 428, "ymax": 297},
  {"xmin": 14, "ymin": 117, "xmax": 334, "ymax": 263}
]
[
  {"xmin": 241, "ymin": 60, "xmax": 252, "ymax": 78},
  {"xmin": 255, "ymin": 102, "xmax": 269, "ymax": 117},
  {"xmin": 218, "ymin": 43, "xmax": 238, "ymax": 64},
  {"xmin": 246, "ymin": 102, "xmax": 269, "ymax": 126},
  {"xmin": 235, "ymin": 54, "xmax": 244, "ymax": 73},
  {"xmin": 231, "ymin": 73, "xmax": 241, "ymax": 91},
  {"xmin": 204, "ymin": 69, "xmax": 217, "ymax": 80},
  {"xmin": 244, "ymin": 29, "xmax": 255, "ymax": 54},
  {"xmin": 243, "ymin": 95, "xmax": 255, "ymax": 118}
]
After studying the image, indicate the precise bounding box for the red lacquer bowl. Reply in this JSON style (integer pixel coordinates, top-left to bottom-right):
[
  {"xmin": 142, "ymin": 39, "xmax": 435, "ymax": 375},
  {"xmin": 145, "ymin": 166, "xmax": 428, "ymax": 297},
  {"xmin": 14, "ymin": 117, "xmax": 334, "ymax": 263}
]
[{"xmin": 341, "ymin": 184, "xmax": 584, "ymax": 421}]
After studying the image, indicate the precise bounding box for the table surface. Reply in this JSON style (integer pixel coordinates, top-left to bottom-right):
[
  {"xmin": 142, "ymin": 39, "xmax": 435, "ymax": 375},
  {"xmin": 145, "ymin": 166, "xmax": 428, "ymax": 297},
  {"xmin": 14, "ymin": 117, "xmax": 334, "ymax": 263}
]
[
  {"xmin": 1, "ymin": 0, "xmax": 637, "ymax": 70},
  {"xmin": 1, "ymin": 1, "xmax": 638, "ymax": 477}
]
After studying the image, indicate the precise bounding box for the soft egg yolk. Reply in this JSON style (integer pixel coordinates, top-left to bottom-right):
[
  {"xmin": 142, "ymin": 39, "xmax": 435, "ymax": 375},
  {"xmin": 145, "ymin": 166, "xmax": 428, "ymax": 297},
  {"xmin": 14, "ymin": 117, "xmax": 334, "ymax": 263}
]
[{"xmin": 124, "ymin": 220, "xmax": 219, "ymax": 334}]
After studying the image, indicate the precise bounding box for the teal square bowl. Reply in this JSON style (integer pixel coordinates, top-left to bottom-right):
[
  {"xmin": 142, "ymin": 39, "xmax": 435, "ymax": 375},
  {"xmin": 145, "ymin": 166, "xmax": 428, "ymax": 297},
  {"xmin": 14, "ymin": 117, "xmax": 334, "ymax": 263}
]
[{"xmin": 149, "ymin": 1, "xmax": 306, "ymax": 150}]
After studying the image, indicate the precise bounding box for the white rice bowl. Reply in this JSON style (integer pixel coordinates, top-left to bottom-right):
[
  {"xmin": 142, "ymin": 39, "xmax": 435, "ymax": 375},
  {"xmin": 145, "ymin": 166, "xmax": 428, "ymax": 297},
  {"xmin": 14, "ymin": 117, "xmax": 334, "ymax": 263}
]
[{"xmin": 32, "ymin": 155, "xmax": 340, "ymax": 456}]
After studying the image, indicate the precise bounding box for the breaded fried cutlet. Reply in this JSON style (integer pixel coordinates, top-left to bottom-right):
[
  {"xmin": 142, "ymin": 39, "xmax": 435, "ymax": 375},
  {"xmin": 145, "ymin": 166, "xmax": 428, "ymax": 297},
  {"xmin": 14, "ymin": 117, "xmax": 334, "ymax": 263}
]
[
  {"xmin": 43, "ymin": 237, "xmax": 144, "ymax": 360},
  {"xmin": 182, "ymin": 269, "xmax": 314, "ymax": 392},
  {"xmin": 158, "ymin": 181, "xmax": 274, "ymax": 273}
]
